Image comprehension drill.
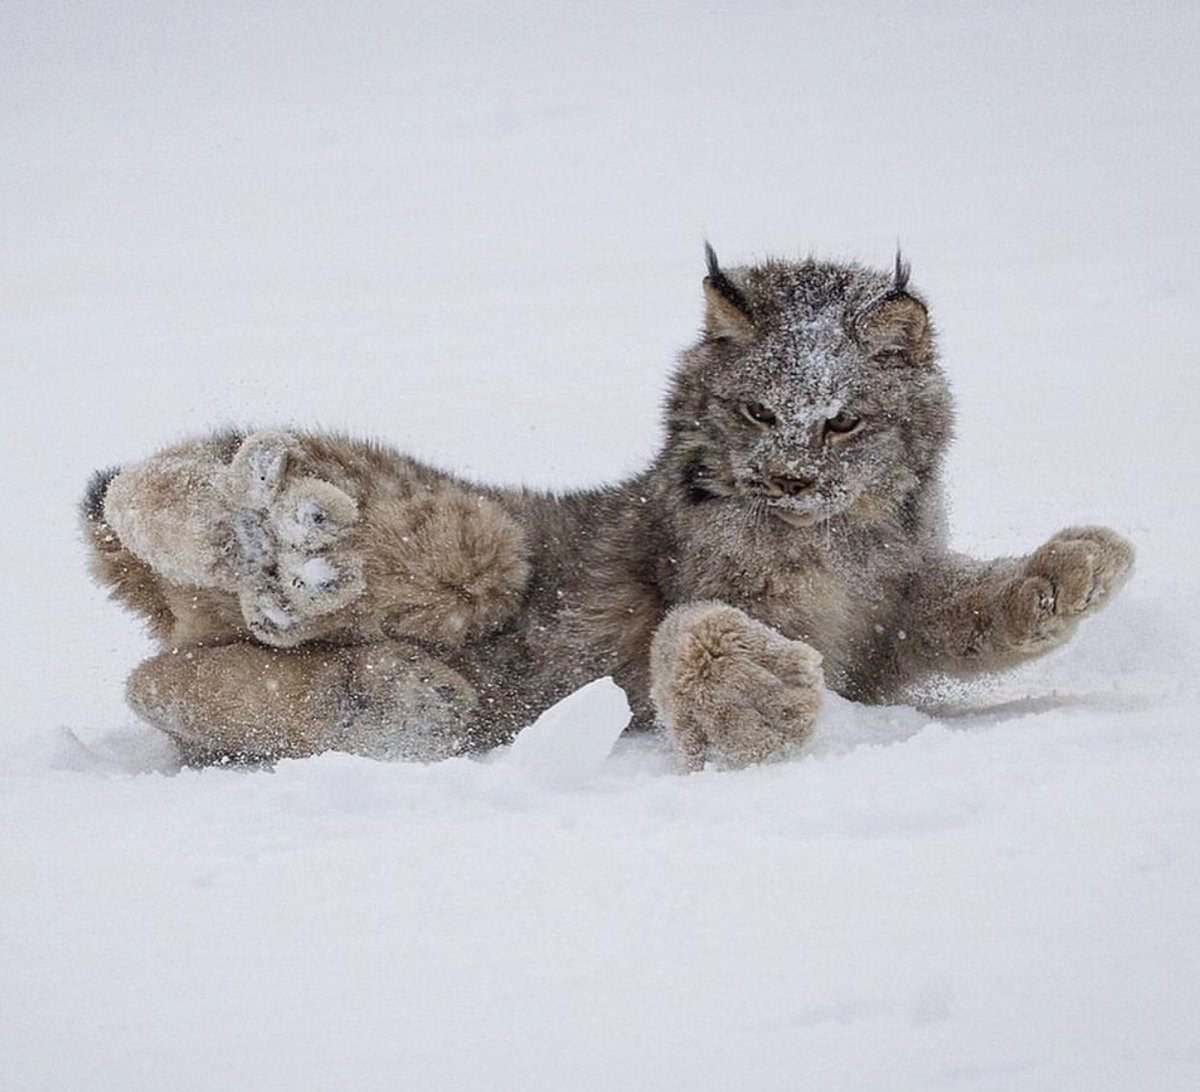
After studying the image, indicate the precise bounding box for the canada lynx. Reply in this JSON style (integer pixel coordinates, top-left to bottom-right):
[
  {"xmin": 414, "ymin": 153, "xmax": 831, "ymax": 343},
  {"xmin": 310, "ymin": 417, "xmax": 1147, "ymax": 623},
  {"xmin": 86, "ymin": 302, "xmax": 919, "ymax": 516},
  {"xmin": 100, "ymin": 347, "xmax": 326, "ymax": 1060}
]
[{"xmin": 83, "ymin": 248, "xmax": 1133, "ymax": 768}]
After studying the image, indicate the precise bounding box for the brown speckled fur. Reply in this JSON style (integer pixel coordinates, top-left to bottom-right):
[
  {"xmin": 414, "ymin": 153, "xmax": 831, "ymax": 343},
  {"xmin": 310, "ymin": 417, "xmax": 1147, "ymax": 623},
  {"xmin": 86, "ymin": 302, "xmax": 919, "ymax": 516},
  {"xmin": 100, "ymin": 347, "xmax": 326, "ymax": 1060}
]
[{"xmin": 83, "ymin": 250, "xmax": 1134, "ymax": 767}]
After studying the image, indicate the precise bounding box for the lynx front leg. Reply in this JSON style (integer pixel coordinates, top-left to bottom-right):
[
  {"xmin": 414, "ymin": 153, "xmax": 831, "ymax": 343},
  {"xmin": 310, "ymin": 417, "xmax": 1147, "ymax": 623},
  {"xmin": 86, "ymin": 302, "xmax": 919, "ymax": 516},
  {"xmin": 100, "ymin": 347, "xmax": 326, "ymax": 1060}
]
[
  {"xmin": 650, "ymin": 602, "xmax": 824, "ymax": 771},
  {"xmin": 126, "ymin": 640, "xmax": 480, "ymax": 762},
  {"xmin": 908, "ymin": 526, "xmax": 1134, "ymax": 675}
]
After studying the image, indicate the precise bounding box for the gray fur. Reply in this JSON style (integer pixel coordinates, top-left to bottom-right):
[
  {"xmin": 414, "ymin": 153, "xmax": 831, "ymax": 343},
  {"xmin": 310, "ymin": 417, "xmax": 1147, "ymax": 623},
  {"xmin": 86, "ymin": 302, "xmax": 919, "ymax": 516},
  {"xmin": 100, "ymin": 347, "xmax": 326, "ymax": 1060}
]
[{"xmin": 85, "ymin": 249, "xmax": 1134, "ymax": 767}]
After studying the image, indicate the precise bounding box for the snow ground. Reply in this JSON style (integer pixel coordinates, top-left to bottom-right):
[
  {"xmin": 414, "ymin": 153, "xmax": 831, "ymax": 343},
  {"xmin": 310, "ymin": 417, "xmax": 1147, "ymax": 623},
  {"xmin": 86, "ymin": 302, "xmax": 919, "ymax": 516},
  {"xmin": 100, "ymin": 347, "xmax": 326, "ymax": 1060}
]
[{"xmin": 2, "ymin": 3, "xmax": 1199, "ymax": 1088}]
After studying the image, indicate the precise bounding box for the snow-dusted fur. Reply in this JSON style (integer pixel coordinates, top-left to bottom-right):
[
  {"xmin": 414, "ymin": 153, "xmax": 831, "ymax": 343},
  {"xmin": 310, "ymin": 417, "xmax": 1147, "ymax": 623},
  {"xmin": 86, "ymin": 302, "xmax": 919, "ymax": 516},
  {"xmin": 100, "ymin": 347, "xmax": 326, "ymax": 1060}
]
[{"xmin": 82, "ymin": 250, "xmax": 1133, "ymax": 767}]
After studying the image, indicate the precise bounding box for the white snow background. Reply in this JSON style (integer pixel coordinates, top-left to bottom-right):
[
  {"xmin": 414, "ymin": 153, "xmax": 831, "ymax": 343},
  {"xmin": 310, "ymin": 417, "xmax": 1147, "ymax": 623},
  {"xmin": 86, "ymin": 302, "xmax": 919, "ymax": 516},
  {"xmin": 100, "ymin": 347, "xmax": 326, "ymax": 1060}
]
[{"xmin": 3, "ymin": 3, "xmax": 1199, "ymax": 1088}]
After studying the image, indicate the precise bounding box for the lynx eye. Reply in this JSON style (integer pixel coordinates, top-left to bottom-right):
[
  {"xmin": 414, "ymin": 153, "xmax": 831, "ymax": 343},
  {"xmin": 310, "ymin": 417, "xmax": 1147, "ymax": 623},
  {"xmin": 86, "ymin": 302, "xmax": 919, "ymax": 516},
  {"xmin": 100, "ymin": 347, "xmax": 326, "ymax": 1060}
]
[
  {"xmin": 740, "ymin": 401, "xmax": 777, "ymax": 427},
  {"xmin": 825, "ymin": 411, "xmax": 862, "ymax": 435}
]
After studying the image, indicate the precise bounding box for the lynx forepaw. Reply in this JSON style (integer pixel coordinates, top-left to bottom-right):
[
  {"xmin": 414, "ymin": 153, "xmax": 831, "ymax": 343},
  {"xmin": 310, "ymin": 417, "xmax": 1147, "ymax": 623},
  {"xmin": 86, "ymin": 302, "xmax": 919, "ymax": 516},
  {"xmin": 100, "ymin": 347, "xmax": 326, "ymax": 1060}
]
[
  {"xmin": 650, "ymin": 602, "xmax": 824, "ymax": 771},
  {"xmin": 997, "ymin": 526, "xmax": 1134, "ymax": 649}
]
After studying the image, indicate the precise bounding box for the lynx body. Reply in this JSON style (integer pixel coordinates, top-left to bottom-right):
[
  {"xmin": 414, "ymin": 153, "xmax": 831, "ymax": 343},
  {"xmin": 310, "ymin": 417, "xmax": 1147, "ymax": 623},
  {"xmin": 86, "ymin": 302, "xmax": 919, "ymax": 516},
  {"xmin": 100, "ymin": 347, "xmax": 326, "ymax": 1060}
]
[{"xmin": 83, "ymin": 250, "xmax": 1133, "ymax": 767}]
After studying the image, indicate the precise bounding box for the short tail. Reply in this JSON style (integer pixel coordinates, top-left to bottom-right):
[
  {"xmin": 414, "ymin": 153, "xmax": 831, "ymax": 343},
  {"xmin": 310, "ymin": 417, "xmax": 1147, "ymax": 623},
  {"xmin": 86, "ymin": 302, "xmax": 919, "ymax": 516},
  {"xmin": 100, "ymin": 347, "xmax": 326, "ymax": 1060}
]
[
  {"xmin": 79, "ymin": 464, "xmax": 174, "ymax": 638},
  {"xmin": 81, "ymin": 465, "xmax": 120, "ymax": 526}
]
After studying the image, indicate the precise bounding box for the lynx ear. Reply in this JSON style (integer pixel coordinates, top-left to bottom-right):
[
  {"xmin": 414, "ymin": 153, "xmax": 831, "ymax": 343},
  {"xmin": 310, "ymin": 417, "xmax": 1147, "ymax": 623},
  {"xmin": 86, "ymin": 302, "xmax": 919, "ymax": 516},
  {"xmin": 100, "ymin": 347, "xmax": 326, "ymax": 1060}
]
[
  {"xmin": 856, "ymin": 251, "xmax": 931, "ymax": 364},
  {"xmin": 702, "ymin": 242, "xmax": 753, "ymax": 342}
]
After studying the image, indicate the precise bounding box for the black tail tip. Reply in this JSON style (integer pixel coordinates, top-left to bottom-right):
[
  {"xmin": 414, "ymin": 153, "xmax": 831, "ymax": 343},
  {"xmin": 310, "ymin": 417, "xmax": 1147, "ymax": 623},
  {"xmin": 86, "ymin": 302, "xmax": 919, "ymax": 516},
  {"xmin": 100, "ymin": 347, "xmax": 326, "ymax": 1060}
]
[{"xmin": 81, "ymin": 466, "xmax": 120, "ymax": 521}]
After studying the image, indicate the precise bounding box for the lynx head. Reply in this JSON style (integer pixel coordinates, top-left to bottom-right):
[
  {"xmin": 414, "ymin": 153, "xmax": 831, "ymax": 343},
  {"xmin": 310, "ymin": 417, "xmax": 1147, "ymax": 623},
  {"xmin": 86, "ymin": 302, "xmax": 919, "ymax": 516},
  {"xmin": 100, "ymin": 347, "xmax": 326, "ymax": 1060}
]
[{"xmin": 664, "ymin": 246, "xmax": 954, "ymax": 530}]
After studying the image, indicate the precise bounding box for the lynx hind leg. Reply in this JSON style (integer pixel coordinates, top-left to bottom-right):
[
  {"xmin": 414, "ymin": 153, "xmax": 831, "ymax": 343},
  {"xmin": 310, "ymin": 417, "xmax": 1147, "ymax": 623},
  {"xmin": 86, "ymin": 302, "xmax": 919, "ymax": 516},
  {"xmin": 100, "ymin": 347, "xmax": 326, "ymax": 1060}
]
[
  {"xmin": 102, "ymin": 430, "xmax": 365, "ymax": 647},
  {"xmin": 126, "ymin": 640, "xmax": 480, "ymax": 762},
  {"xmin": 650, "ymin": 601, "xmax": 824, "ymax": 771},
  {"xmin": 363, "ymin": 491, "xmax": 531, "ymax": 647}
]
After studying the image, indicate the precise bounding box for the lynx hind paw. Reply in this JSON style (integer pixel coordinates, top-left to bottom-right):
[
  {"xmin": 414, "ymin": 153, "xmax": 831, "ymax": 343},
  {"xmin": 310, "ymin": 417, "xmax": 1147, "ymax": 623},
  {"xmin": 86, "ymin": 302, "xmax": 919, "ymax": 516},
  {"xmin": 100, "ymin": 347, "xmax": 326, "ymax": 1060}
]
[
  {"xmin": 224, "ymin": 433, "xmax": 364, "ymax": 645},
  {"xmin": 1002, "ymin": 526, "xmax": 1134, "ymax": 646},
  {"xmin": 651, "ymin": 602, "xmax": 824, "ymax": 771}
]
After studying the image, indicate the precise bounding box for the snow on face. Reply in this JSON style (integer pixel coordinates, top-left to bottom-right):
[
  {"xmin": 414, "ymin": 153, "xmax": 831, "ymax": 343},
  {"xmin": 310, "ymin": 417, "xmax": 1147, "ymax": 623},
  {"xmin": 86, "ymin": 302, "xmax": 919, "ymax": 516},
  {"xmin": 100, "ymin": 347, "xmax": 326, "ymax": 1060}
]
[{"xmin": 692, "ymin": 282, "xmax": 929, "ymax": 523}]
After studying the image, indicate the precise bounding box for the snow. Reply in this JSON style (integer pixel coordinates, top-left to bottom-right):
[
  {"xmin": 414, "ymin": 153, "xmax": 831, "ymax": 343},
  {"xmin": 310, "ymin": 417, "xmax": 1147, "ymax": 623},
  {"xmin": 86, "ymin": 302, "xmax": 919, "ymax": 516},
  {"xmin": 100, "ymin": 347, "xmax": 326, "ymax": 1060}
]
[
  {"xmin": 504, "ymin": 677, "xmax": 632, "ymax": 789},
  {"xmin": 2, "ymin": 2, "xmax": 1199, "ymax": 1089},
  {"xmin": 294, "ymin": 556, "xmax": 339, "ymax": 589},
  {"xmin": 258, "ymin": 601, "xmax": 293, "ymax": 631}
]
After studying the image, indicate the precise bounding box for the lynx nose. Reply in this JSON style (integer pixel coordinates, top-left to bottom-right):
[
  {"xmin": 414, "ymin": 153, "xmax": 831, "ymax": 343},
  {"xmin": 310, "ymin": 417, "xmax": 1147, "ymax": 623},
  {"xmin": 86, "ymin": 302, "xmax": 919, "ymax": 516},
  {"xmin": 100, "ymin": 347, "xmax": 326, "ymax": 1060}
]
[{"xmin": 767, "ymin": 472, "xmax": 815, "ymax": 498}]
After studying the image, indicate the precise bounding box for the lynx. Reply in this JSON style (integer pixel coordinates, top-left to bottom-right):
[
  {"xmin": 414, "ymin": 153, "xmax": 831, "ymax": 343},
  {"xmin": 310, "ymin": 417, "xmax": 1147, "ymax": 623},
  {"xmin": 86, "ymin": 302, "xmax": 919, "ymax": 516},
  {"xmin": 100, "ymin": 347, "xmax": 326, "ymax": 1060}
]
[{"xmin": 82, "ymin": 248, "xmax": 1133, "ymax": 768}]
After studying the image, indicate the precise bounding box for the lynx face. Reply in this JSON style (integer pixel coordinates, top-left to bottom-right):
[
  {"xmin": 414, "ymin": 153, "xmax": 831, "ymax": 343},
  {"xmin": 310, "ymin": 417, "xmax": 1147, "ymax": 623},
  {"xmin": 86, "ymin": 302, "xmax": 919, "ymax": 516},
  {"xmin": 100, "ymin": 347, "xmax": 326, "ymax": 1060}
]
[{"xmin": 667, "ymin": 251, "xmax": 953, "ymax": 530}]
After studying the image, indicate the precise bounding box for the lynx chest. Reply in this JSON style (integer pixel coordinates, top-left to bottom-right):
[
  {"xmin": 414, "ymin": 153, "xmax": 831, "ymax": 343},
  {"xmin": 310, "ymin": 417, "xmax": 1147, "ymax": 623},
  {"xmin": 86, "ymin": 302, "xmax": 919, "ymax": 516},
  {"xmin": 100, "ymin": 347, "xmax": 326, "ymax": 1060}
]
[{"xmin": 679, "ymin": 542, "xmax": 893, "ymax": 687}]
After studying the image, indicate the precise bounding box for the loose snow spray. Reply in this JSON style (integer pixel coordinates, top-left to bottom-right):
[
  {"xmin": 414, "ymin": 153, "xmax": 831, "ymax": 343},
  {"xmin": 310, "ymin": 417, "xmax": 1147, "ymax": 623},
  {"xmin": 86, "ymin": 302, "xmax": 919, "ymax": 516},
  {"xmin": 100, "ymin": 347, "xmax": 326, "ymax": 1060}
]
[{"xmin": 502, "ymin": 677, "xmax": 631, "ymax": 788}]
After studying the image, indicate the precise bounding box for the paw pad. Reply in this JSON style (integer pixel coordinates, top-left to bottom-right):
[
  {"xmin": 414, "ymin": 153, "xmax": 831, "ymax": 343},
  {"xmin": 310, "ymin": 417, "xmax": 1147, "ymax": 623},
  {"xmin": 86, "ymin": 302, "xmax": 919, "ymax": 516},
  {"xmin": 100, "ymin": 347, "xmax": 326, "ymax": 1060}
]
[
  {"xmin": 275, "ymin": 480, "xmax": 359, "ymax": 549},
  {"xmin": 221, "ymin": 433, "xmax": 363, "ymax": 644}
]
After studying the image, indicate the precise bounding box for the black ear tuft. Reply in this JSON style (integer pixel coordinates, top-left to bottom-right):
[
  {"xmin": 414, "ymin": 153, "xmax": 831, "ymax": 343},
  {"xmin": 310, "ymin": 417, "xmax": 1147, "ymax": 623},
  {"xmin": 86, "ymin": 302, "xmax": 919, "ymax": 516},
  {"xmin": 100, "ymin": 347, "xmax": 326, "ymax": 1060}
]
[
  {"xmin": 893, "ymin": 248, "xmax": 911, "ymax": 295},
  {"xmin": 703, "ymin": 241, "xmax": 751, "ymax": 319},
  {"xmin": 705, "ymin": 240, "xmax": 721, "ymax": 281},
  {"xmin": 854, "ymin": 249, "xmax": 931, "ymax": 363}
]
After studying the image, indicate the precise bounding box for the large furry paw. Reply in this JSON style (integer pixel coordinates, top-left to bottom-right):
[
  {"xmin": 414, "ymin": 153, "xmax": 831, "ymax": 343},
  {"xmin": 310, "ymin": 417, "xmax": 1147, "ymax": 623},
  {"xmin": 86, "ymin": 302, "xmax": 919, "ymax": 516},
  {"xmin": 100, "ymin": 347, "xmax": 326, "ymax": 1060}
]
[
  {"xmin": 650, "ymin": 601, "xmax": 824, "ymax": 771},
  {"xmin": 991, "ymin": 526, "xmax": 1134, "ymax": 650},
  {"xmin": 105, "ymin": 431, "xmax": 365, "ymax": 646},
  {"xmin": 222, "ymin": 432, "xmax": 364, "ymax": 645}
]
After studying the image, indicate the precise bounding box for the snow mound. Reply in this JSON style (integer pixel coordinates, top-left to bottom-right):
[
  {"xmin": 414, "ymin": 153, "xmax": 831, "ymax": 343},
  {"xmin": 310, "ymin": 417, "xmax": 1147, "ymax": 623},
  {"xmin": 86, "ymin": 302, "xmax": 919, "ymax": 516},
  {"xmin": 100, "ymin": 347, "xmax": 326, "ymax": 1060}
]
[{"xmin": 503, "ymin": 676, "xmax": 632, "ymax": 787}]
